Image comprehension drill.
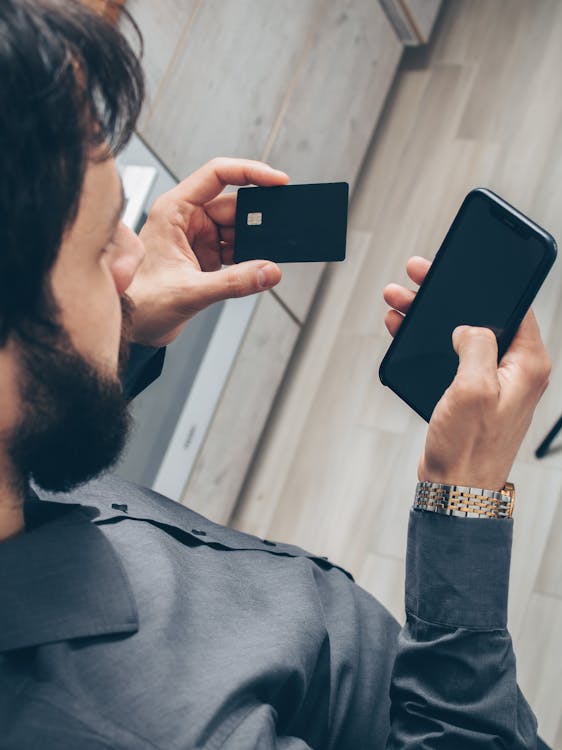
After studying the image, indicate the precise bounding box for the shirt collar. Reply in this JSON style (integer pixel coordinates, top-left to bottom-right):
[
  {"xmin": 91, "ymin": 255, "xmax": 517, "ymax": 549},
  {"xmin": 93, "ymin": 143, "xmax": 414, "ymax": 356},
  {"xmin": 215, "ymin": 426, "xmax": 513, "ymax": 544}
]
[{"xmin": 0, "ymin": 493, "xmax": 138, "ymax": 653}]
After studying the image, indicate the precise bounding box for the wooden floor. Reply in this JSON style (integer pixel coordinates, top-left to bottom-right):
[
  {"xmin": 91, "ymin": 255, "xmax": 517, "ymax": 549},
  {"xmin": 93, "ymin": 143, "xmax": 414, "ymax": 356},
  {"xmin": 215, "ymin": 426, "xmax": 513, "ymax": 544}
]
[{"xmin": 232, "ymin": 1, "xmax": 562, "ymax": 746}]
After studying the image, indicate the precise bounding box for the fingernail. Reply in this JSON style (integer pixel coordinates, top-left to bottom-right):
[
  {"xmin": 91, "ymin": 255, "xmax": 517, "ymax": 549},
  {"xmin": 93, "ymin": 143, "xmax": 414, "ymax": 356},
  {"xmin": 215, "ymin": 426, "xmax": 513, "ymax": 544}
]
[{"xmin": 258, "ymin": 264, "xmax": 274, "ymax": 288}]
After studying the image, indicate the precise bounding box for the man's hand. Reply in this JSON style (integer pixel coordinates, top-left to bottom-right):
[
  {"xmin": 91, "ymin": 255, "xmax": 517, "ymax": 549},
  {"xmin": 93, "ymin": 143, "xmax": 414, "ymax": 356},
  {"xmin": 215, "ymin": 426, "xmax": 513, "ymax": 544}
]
[
  {"xmin": 127, "ymin": 157, "xmax": 289, "ymax": 347},
  {"xmin": 383, "ymin": 256, "xmax": 552, "ymax": 490}
]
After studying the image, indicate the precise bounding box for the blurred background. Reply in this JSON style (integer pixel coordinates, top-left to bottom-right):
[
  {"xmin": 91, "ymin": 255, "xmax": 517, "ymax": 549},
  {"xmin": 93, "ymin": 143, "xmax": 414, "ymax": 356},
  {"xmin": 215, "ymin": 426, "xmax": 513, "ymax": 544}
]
[{"xmin": 87, "ymin": 1, "xmax": 562, "ymax": 745}]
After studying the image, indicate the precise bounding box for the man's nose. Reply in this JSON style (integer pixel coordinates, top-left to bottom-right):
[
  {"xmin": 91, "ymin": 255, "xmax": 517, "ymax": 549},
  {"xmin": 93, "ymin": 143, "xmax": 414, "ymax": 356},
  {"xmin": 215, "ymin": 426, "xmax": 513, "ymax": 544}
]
[{"xmin": 110, "ymin": 222, "xmax": 146, "ymax": 296}]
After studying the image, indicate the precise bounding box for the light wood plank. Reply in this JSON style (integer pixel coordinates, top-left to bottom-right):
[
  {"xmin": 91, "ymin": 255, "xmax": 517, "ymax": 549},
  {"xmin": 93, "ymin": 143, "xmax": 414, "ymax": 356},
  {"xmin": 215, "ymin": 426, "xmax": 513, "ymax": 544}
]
[
  {"xmin": 535, "ymin": 491, "xmax": 562, "ymax": 599},
  {"xmin": 138, "ymin": 0, "xmax": 325, "ymax": 179},
  {"xmin": 349, "ymin": 66, "xmax": 432, "ymax": 231},
  {"xmin": 358, "ymin": 552, "xmax": 406, "ymax": 625},
  {"xmin": 520, "ymin": 339, "xmax": 562, "ymax": 469},
  {"xmin": 506, "ymin": 462, "xmax": 562, "ymax": 641},
  {"xmin": 121, "ymin": 0, "xmax": 200, "ymax": 131},
  {"xmin": 514, "ymin": 593, "xmax": 562, "ymax": 748},
  {"xmin": 181, "ymin": 291, "xmax": 299, "ymax": 524},
  {"xmin": 232, "ymin": 231, "xmax": 371, "ymax": 539},
  {"xmin": 427, "ymin": 0, "xmax": 519, "ymax": 67},
  {"xmin": 271, "ymin": 263, "xmax": 327, "ymax": 327},
  {"xmin": 266, "ymin": 422, "xmax": 405, "ymax": 572},
  {"xmin": 264, "ymin": 0, "xmax": 402, "ymax": 187},
  {"xmin": 264, "ymin": 0, "xmax": 402, "ymax": 323}
]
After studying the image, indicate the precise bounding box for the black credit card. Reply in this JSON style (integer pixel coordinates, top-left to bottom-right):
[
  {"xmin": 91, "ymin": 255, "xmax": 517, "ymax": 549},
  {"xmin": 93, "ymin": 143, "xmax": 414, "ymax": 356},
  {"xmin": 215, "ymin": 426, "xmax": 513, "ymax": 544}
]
[{"xmin": 234, "ymin": 182, "xmax": 349, "ymax": 263}]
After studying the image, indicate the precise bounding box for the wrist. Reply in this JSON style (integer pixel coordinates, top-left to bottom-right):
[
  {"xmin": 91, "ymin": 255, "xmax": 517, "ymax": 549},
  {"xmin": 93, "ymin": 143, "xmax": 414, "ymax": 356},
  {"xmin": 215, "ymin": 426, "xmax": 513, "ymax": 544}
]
[
  {"xmin": 417, "ymin": 457, "xmax": 508, "ymax": 492},
  {"xmin": 128, "ymin": 283, "xmax": 187, "ymax": 348}
]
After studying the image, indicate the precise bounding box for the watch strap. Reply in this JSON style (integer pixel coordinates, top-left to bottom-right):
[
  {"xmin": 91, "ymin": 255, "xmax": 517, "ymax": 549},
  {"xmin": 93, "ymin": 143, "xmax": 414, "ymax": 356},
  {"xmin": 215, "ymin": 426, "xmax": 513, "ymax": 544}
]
[{"xmin": 414, "ymin": 481, "xmax": 515, "ymax": 519}]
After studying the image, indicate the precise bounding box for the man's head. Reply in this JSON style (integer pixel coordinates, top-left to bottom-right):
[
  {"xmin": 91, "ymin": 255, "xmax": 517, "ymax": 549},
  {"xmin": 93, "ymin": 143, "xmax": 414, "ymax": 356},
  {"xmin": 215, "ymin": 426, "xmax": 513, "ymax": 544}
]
[{"xmin": 0, "ymin": 0, "xmax": 146, "ymax": 497}]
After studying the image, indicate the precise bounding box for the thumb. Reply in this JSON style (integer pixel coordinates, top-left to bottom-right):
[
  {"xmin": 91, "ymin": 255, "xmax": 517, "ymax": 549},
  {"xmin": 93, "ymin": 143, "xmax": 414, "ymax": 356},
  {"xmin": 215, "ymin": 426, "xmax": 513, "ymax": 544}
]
[
  {"xmin": 452, "ymin": 325, "xmax": 499, "ymax": 383},
  {"xmin": 186, "ymin": 261, "xmax": 282, "ymax": 310}
]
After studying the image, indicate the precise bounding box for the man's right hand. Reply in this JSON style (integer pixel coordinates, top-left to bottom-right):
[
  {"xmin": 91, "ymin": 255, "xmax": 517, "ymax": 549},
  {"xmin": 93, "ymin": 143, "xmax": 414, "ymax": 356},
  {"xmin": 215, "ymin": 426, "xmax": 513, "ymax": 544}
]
[{"xmin": 383, "ymin": 256, "xmax": 552, "ymax": 491}]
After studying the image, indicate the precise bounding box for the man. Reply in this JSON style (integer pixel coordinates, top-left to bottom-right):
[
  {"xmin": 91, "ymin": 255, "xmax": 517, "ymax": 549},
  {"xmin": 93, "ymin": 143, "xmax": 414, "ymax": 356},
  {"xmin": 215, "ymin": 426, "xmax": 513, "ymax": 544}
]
[{"xmin": 0, "ymin": 1, "xmax": 552, "ymax": 748}]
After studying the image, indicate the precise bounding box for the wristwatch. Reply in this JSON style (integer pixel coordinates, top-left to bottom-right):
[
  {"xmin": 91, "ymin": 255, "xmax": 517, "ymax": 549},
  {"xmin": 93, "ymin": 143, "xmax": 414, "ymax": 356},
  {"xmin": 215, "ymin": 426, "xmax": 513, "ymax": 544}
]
[{"xmin": 414, "ymin": 481, "xmax": 515, "ymax": 519}]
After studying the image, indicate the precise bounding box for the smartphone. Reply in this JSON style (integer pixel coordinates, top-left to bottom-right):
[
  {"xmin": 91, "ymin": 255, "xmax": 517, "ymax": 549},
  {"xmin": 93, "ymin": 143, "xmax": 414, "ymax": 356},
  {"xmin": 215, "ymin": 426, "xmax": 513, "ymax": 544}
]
[{"xmin": 379, "ymin": 188, "xmax": 557, "ymax": 422}]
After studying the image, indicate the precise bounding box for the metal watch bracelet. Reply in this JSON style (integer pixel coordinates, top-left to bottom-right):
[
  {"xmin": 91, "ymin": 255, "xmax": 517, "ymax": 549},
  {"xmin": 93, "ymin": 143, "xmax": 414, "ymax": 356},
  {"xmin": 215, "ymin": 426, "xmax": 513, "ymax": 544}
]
[{"xmin": 414, "ymin": 481, "xmax": 515, "ymax": 519}]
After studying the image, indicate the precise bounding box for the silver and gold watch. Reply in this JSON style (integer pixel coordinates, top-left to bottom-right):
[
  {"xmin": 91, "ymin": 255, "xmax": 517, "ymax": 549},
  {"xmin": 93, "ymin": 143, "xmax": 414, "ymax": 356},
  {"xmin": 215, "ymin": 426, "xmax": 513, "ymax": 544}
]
[{"xmin": 414, "ymin": 481, "xmax": 515, "ymax": 519}]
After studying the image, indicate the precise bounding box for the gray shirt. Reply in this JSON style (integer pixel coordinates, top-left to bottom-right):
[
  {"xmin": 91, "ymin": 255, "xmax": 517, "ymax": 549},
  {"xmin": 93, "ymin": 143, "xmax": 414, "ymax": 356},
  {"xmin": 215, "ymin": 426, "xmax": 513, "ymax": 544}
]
[{"xmin": 0, "ymin": 345, "xmax": 538, "ymax": 748}]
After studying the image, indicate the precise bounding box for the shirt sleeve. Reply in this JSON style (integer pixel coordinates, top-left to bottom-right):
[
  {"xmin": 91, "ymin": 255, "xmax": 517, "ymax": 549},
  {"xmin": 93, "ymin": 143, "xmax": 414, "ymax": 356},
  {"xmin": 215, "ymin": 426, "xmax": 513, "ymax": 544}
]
[
  {"xmin": 122, "ymin": 344, "xmax": 166, "ymax": 402},
  {"xmin": 385, "ymin": 509, "xmax": 538, "ymax": 749}
]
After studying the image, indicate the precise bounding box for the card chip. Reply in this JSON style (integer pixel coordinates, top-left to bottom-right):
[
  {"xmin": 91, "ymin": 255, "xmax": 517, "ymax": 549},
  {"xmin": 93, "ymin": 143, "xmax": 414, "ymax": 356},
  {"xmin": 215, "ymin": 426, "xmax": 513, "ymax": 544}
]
[{"xmin": 247, "ymin": 212, "xmax": 262, "ymax": 226}]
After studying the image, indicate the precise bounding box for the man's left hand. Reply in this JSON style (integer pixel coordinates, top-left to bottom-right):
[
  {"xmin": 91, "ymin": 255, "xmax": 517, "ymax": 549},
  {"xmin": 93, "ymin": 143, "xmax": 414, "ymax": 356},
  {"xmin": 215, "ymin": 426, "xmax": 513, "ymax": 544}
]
[{"xmin": 127, "ymin": 157, "xmax": 289, "ymax": 347}]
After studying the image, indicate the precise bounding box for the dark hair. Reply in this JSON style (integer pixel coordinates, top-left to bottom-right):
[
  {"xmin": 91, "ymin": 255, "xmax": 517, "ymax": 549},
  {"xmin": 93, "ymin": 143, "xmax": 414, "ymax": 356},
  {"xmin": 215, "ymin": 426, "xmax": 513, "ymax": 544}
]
[{"xmin": 0, "ymin": 0, "xmax": 144, "ymax": 346}]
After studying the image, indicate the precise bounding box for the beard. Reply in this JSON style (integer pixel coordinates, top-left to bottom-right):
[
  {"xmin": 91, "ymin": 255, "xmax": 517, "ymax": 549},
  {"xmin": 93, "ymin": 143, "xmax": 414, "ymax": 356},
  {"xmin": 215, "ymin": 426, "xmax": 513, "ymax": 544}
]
[{"xmin": 7, "ymin": 293, "xmax": 135, "ymax": 495}]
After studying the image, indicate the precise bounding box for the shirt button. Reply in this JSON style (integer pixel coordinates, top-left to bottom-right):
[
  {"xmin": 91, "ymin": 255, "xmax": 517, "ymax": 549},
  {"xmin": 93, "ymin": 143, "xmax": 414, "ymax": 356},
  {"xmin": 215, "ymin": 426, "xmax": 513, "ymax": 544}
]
[
  {"xmin": 191, "ymin": 529, "xmax": 207, "ymax": 536},
  {"xmin": 111, "ymin": 503, "xmax": 128, "ymax": 513},
  {"xmin": 262, "ymin": 539, "xmax": 276, "ymax": 546}
]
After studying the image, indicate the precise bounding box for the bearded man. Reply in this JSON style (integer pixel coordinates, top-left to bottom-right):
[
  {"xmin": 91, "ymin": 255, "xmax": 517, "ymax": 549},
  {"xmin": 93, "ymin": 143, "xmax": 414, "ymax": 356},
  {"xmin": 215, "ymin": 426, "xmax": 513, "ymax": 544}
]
[{"xmin": 0, "ymin": 2, "xmax": 552, "ymax": 749}]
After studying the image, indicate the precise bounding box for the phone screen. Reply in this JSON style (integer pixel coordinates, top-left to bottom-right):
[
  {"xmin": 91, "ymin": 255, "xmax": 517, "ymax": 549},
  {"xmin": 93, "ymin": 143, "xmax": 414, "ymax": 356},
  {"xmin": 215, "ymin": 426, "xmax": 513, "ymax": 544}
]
[{"xmin": 379, "ymin": 189, "xmax": 555, "ymax": 421}]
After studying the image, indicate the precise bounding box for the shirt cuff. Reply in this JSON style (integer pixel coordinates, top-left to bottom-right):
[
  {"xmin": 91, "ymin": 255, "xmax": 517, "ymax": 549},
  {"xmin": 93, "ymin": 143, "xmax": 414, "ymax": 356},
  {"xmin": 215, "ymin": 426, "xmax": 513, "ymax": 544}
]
[{"xmin": 405, "ymin": 509, "xmax": 513, "ymax": 630}]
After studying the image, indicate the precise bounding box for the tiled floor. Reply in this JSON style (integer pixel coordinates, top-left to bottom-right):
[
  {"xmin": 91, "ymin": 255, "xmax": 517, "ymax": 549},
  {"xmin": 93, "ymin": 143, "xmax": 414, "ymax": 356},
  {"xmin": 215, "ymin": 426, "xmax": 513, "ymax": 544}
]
[{"xmin": 233, "ymin": 1, "xmax": 562, "ymax": 745}]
